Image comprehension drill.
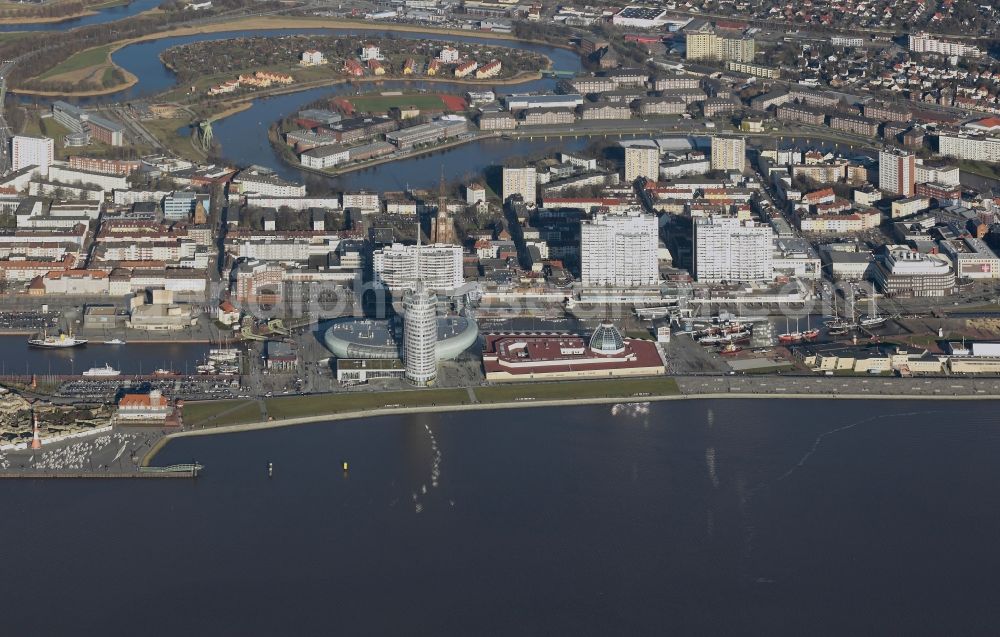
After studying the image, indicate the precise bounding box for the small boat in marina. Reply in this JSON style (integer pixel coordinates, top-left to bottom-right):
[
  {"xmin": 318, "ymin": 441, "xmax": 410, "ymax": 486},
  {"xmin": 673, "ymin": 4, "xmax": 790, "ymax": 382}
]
[{"xmin": 103, "ymin": 338, "xmax": 126, "ymax": 345}]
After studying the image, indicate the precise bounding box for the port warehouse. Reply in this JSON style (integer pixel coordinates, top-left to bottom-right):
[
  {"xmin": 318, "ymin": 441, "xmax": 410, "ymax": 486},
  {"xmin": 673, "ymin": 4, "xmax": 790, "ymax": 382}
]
[
  {"xmin": 795, "ymin": 341, "xmax": 1000, "ymax": 375},
  {"xmin": 384, "ymin": 117, "xmax": 469, "ymax": 150}
]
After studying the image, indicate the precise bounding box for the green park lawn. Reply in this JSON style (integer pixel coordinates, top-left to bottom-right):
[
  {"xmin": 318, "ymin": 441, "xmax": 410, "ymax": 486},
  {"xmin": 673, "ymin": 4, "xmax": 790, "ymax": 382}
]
[
  {"xmin": 38, "ymin": 43, "xmax": 116, "ymax": 80},
  {"xmin": 183, "ymin": 400, "xmax": 261, "ymax": 427},
  {"xmin": 264, "ymin": 388, "xmax": 471, "ymax": 419}
]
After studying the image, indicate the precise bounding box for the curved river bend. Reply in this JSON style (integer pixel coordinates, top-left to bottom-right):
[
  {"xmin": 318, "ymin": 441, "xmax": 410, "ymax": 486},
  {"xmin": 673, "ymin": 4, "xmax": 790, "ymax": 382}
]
[
  {"xmin": 9, "ymin": 23, "xmax": 892, "ymax": 190},
  {"xmin": 0, "ymin": 0, "xmax": 162, "ymax": 33},
  {"xmin": 16, "ymin": 27, "xmax": 583, "ymax": 187}
]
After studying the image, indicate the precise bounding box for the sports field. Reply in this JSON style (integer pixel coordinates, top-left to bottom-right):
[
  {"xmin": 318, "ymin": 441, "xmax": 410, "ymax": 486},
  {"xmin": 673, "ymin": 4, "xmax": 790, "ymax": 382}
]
[{"xmin": 336, "ymin": 93, "xmax": 467, "ymax": 115}]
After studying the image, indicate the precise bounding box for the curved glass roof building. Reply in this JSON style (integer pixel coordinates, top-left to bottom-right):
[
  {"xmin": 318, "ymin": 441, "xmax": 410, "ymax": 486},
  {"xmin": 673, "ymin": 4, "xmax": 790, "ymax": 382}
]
[{"xmin": 322, "ymin": 315, "xmax": 478, "ymax": 361}]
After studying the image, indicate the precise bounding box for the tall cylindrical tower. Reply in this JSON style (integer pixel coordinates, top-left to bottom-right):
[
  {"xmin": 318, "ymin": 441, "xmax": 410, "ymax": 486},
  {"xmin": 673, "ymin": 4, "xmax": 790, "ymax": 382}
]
[{"xmin": 403, "ymin": 282, "xmax": 438, "ymax": 385}]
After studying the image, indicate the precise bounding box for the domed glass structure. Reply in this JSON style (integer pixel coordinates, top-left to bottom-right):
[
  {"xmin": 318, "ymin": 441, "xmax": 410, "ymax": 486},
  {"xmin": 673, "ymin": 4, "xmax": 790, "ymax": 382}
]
[{"xmin": 589, "ymin": 323, "xmax": 625, "ymax": 355}]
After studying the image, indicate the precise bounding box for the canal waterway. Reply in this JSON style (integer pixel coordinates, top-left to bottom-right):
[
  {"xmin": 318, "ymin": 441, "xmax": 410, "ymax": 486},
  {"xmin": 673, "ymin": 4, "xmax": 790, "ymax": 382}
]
[
  {"xmin": 69, "ymin": 28, "xmax": 581, "ymax": 103},
  {"xmin": 11, "ymin": 23, "xmax": 888, "ymax": 189},
  {"xmin": 0, "ymin": 335, "xmax": 211, "ymax": 375},
  {"xmin": 0, "ymin": 0, "xmax": 161, "ymax": 33},
  {"xmin": 3, "ymin": 398, "xmax": 1000, "ymax": 634},
  {"xmin": 14, "ymin": 26, "xmax": 587, "ymax": 186}
]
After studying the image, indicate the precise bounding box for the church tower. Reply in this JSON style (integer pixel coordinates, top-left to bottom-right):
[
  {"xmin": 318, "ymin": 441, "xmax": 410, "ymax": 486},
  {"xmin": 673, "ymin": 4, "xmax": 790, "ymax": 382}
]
[{"xmin": 430, "ymin": 166, "xmax": 458, "ymax": 245}]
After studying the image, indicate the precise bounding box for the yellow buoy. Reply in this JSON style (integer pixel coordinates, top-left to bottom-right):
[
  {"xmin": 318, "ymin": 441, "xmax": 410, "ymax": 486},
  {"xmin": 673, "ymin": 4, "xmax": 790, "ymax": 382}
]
[{"xmin": 342, "ymin": 461, "xmax": 349, "ymax": 472}]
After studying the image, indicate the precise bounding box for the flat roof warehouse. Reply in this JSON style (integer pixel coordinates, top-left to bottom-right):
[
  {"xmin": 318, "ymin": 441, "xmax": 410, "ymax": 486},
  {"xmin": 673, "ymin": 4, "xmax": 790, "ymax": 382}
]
[{"xmin": 617, "ymin": 7, "xmax": 668, "ymax": 20}]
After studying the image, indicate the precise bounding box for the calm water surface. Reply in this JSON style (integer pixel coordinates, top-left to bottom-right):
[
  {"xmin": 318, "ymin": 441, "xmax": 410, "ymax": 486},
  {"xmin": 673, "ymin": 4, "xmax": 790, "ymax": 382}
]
[
  {"xmin": 0, "ymin": 0, "xmax": 161, "ymax": 32},
  {"xmin": 0, "ymin": 335, "xmax": 210, "ymax": 374},
  {"xmin": 3, "ymin": 399, "xmax": 1000, "ymax": 635}
]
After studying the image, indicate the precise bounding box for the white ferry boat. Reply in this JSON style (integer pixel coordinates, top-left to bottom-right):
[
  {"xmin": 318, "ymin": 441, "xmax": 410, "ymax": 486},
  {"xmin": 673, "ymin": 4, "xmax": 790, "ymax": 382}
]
[
  {"xmin": 103, "ymin": 338, "xmax": 127, "ymax": 345},
  {"xmin": 82, "ymin": 364, "xmax": 121, "ymax": 377},
  {"xmin": 28, "ymin": 332, "xmax": 88, "ymax": 348}
]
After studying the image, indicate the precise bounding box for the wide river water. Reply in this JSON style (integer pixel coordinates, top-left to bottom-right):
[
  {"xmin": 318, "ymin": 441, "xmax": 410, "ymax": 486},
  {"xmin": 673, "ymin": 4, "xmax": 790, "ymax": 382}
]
[{"xmin": 3, "ymin": 398, "xmax": 1000, "ymax": 634}]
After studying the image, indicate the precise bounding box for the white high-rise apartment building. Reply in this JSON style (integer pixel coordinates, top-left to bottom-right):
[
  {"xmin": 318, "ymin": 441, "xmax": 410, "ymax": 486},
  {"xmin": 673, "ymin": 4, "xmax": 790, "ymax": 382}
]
[
  {"xmin": 879, "ymin": 148, "xmax": 916, "ymax": 196},
  {"xmin": 938, "ymin": 134, "xmax": 1000, "ymax": 163},
  {"xmin": 908, "ymin": 32, "xmax": 981, "ymax": 58},
  {"xmin": 403, "ymin": 282, "xmax": 438, "ymax": 386},
  {"xmin": 685, "ymin": 24, "xmax": 755, "ymax": 63},
  {"xmin": 580, "ymin": 211, "xmax": 659, "ymax": 288},
  {"xmin": 502, "ymin": 166, "xmax": 537, "ymax": 203},
  {"xmin": 372, "ymin": 243, "xmax": 464, "ymax": 292},
  {"xmin": 624, "ymin": 146, "xmax": 660, "ymax": 183},
  {"xmin": 11, "ymin": 136, "xmax": 54, "ymax": 174},
  {"xmin": 693, "ymin": 216, "xmax": 774, "ymax": 283},
  {"xmin": 710, "ymin": 136, "xmax": 746, "ymax": 172}
]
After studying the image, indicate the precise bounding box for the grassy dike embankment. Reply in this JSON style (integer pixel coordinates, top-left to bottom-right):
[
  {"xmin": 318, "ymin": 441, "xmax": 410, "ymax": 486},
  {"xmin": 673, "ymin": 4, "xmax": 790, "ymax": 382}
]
[
  {"xmin": 144, "ymin": 377, "xmax": 1000, "ymax": 466},
  {"xmin": 143, "ymin": 378, "xmax": 681, "ymax": 464}
]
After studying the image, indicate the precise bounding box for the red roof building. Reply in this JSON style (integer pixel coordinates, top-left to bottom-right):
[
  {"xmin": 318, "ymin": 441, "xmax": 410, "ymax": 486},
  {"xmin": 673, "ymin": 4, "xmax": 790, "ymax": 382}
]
[
  {"xmin": 482, "ymin": 326, "xmax": 665, "ymax": 382},
  {"xmin": 117, "ymin": 389, "xmax": 176, "ymax": 424}
]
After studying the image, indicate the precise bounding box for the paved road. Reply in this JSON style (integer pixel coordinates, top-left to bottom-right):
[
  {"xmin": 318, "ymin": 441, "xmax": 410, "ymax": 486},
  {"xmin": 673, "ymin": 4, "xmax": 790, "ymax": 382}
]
[{"xmin": 675, "ymin": 374, "xmax": 1000, "ymax": 398}]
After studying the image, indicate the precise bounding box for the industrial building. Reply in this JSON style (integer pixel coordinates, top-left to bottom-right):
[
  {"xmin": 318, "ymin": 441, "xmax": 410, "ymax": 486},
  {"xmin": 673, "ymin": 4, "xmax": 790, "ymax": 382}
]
[
  {"xmin": 51, "ymin": 101, "xmax": 124, "ymax": 146},
  {"xmin": 505, "ymin": 94, "xmax": 584, "ymax": 112},
  {"xmin": 611, "ymin": 6, "xmax": 669, "ymax": 28},
  {"xmin": 385, "ymin": 117, "xmax": 469, "ymax": 150}
]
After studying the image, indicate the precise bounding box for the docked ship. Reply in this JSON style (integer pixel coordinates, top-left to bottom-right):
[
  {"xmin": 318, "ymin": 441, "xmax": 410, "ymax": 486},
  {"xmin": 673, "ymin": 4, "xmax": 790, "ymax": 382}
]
[
  {"xmin": 28, "ymin": 331, "xmax": 88, "ymax": 348},
  {"xmin": 103, "ymin": 338, "xmax": 126, "ymax": 345},
  {"xmin": 801, "ymin": 316, "xmax": 820, "ymax": 341},
  {"xmin": 859, "ymin": 313, "xmax": 888, "ymax": 329},
  {"xmin": 778, "ymin": 318, "xmax": 804, "ymax": 345},
  {"xmin": 825, "ymin": 318, "xmax": 854, "ymax": 335},
  {"xmin": 700, "ymin": 329, "xmax": 751, "ymax": 345},
  {"xmin": 825, "ymin": 294, "xmax": 856, "ymax": 335},
  {"xmin": 719, "ymin": 343, "xmax": 743, "ymax": 356},
  {"xmin": 853, "ymin": 295, "xmax": 888, "ymax": 329},
  {"xmin": 208, "ymin": 348, "xmax": 239, "ymax": 362},
  {"xmin": 153, "ymin": 368, "xmax": 179, "ymax": 377},
  {"xmin": 82, "ymin": 364, "xmax": 121, "ymax": 377},
  {"xmin": 778, "ymin": 331, "xmax": 804, "ymax": 345}
]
